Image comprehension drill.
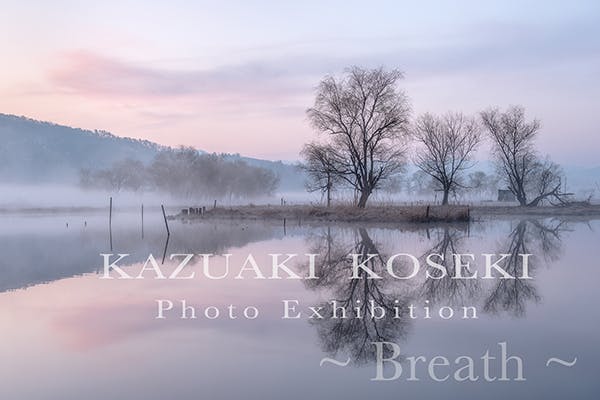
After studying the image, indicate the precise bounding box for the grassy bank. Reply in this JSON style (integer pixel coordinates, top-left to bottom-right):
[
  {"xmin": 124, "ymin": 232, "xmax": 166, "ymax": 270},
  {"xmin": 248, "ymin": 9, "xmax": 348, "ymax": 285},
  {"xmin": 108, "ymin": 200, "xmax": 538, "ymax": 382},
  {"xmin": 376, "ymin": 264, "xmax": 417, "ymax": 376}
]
[
  {"xmin": 172, "ymin": 204, "xmax": 471, "ymax": 223},
  {"xmin": 171, "ymin": 203, "xmax": 600, "ymax": 224}
]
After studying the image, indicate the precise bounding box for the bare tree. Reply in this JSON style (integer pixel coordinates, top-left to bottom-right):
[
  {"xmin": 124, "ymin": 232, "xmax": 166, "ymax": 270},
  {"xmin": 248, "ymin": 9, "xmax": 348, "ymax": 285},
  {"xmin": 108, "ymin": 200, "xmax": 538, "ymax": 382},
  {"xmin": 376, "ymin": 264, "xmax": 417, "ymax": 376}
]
[
  {"xmin": 467, "ymin": 170, "xmax": 501, "ymax": 199},
  {"xmin": 79, "ymin": 158, "xmax": 145, "ymax": 192},
  {"xmin": 306, "ymin": 66, "xmax": 411, "ymax": 208},
  {"xmin": 408, "ymin": 170, "xmax": 436, "ymax": 196},
  {"xmin": 300, "ymin": 142, "xmax": 339, "ymax": 206},
  {"xmin": 527, "ymin": 157, "xmax": 567, "ymax": 206},
  {"xmin": 481, "ymin": 106, "xmax": 569, "ymax": 206},
  {"xmin": 412, "ymin": 112, "xmax": 482, "ymax": 205}
]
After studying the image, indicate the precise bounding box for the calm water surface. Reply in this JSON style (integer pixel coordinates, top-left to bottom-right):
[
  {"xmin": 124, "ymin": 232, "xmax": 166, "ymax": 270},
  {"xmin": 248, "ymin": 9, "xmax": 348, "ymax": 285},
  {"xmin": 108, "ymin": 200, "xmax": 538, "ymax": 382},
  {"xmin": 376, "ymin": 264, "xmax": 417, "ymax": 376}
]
[{"xmin": 0, "ymin": 210, "xmax": 598, "ymax": 399}]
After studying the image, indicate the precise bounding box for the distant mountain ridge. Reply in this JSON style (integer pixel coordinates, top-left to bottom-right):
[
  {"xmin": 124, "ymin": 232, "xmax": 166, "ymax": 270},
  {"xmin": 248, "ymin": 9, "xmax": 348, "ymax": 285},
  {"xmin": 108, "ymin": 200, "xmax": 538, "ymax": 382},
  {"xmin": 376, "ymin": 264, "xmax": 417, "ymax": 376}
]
[
  {"xmin": 0, "ymin": 113, "xmax": 303, "ymax": 189},
  {"xmin": 0, "ymin": 114, "xmax": 163, "ymax": 183}
]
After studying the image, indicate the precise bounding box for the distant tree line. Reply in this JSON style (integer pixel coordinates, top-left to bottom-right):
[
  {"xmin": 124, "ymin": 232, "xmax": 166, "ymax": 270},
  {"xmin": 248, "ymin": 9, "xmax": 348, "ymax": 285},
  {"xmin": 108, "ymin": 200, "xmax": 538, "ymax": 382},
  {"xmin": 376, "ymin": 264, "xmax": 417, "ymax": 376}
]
[
  {"xmin": 404, "ymin": 169, "xmax": 501, "ymax": 200},
  {"xmin": 302, "ymin": 66, "xmax": 569, "ymax": 207},
  {"xmin": 79, "ymin": 147, "xmax": 279, "ymax": 199}
]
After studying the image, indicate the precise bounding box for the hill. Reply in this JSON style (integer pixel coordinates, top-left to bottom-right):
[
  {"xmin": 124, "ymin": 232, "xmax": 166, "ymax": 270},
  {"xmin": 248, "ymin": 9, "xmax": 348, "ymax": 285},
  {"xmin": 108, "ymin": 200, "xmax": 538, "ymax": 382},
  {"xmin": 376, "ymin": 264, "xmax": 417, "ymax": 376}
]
[
  {"xmin": 0, "ymin": 114, "xmax": 162, "ymax": 183},
  {"xmin": 0, "ymin": 114, "xmax": 305, "ymax": 189}
]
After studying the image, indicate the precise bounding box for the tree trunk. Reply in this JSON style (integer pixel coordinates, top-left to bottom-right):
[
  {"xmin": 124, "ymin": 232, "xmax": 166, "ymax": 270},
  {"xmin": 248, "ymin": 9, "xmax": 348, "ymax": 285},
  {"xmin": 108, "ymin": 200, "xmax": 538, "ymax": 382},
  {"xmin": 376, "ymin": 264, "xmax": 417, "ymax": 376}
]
[
  {"xmin": 441, "ymin": 189, "xmax": 450, "ymax": 205},
  {"xmin": 514, "ymin": 185, "xmax": 527, "ymax": 206},
  {"xmin": 326, "ymin": 173, "xmax": 331, "ymax": 207},
  {"xmin": 357, "ymin": 189, "xmax": 371, "ymax": 208}
]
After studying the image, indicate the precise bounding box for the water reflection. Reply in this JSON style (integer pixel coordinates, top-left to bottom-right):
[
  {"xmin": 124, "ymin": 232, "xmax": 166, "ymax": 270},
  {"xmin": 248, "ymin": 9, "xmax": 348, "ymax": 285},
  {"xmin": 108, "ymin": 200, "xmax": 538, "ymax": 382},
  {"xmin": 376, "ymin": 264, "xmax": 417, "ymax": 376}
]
[
  {"xmin": 0, "ymin": 215, "xmax": 283, "ymax": 292},
  {"xmin": 0, "ymin": 213, "xmax": 597, "ymax": 400},
  {"xmin": 304, "ymin": 227, "xmax": 411, "ymax": 364},
  {"xmin": 419, "ymin": 225, "xmax": 481, "ymax": 307},
  {"xmin": 301, "ymin": 218, "xmax": 568, "ymax": 362},
  {"xmin": 484, "ymin": 219, "xmax": 565, "ymax": 316}
]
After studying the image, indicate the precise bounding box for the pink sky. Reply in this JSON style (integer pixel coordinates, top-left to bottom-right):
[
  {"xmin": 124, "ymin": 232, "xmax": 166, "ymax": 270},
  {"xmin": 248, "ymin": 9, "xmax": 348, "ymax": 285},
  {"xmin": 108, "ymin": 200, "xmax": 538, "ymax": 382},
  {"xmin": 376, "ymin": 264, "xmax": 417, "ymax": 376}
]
[{"xmin": 0, "ymin": 1, "xmax": 598, "ymax": 164}]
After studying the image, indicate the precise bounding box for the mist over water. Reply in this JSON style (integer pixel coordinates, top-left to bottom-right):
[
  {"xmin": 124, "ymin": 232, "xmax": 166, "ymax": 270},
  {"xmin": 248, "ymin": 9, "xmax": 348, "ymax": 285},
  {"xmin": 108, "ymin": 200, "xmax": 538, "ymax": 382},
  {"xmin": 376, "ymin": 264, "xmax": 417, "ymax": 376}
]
[
  {"xmin": 0, "ymin": 184, "xmax": 320, "ymax": 210},
  {"xmin": 0, "ymin": 211, "xmax": 598, "ymax": 399},
  {"xmin": 0, "ymin": 184, "xmax": 151, "ymax": 209}
]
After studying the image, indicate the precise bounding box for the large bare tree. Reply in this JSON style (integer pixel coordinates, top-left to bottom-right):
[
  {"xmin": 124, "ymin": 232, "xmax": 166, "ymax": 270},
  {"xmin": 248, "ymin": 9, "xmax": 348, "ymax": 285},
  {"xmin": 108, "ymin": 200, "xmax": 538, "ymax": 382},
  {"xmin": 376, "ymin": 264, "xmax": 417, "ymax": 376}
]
[
  {"xmin": 481, "ymin": 106, "xmax": 568, "ymax": 206},
  {"xmin": 412, "ymin": 112, "xmax": 482, "ymax": 205},
  {"xmin": 306, "ymin": 66, "xmax": 411, "ymax": 208}
]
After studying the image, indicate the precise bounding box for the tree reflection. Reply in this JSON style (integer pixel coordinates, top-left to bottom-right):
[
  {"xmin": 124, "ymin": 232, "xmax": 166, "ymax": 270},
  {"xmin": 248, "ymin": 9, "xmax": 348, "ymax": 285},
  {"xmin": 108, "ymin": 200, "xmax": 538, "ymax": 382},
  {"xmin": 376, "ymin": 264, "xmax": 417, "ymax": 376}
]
[
  {"xmin": 483, "ymin": 219, "xmax": 565, "ymax": 316},
  {"xmin": 303, "ymin": 218, "xmax": 568, "ymax": 363},
  {"xmin": 419, "ymin": 226, "xmax": 481, "ymax": 307},
  {"xmin": 305, "ymin": 227, "xmax": 412, "ymax": 364}
]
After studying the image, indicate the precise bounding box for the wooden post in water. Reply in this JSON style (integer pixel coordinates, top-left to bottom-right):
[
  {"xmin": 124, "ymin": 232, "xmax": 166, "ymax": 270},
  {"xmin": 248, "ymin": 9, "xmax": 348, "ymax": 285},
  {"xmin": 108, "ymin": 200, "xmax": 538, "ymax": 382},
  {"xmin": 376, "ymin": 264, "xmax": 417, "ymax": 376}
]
[
  {"xmin": 161, "ymin": 234, "xmax": 170, "ymax": 265},
  {"xmin": 161, "ymin": 204, "xmax": 170, "ymax": 236},
  {"xmin": 283, "ymin": 218, "xmax": 286, "ymax": 235},
  {"xmin": 467, "ymin": 206, "xmax": 471, "ymax": 237},
  {"xmin": 213, "ymin": 199, "xmax": 217, "ymax": 209}
]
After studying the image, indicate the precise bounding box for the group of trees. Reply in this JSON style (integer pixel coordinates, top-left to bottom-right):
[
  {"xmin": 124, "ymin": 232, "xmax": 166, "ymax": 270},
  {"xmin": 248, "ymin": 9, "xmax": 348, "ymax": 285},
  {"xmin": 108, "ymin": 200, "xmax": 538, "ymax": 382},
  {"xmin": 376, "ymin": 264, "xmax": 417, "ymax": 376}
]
[
  {"xmin": 80, "ymin": 147, "xmax": 279, "ymax": 199},
  {"xmin": 405, "ymin": 169, "xmax": 501, "ymax": 200},
  {"xmin": 302, "ymin": 66, "xmax": 569, "ymax": 207}
]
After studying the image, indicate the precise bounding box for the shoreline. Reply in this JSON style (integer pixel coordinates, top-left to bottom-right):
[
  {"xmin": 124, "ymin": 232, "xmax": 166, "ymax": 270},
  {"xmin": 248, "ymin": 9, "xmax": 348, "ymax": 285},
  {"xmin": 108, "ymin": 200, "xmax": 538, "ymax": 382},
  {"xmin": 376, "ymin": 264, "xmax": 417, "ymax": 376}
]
[
  {"xmin": 170, "ymin": 203, "xmax": 600, "ymax": 224},
  {"xmin": 3, "ymin": 203, "xmax": 599, "ymax": 223}
]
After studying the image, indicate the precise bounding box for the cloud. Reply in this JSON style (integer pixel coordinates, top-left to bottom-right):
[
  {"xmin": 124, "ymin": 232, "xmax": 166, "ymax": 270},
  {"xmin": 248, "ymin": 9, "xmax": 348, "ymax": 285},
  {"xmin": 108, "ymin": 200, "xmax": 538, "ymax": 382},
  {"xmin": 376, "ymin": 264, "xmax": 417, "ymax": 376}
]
[
  {"xmin": 49, "ymin": 16, "xmax": 599, "ymax": 101},
  {"xmin": 49, "ymin": 50, "xmax": 308, "ymax": 99},
  {"xmin": 39, "ymin": 17, "xmax": 600, "ymax": 162}
]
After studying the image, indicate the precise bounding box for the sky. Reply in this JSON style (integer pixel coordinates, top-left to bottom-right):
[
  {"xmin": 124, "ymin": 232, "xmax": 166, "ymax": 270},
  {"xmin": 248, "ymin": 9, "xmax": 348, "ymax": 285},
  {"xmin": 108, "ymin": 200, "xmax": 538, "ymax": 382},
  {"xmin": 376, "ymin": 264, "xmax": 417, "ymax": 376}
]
[{"xmin": 0, "ymin": 0, "xmax": 598, "ymax": 164}]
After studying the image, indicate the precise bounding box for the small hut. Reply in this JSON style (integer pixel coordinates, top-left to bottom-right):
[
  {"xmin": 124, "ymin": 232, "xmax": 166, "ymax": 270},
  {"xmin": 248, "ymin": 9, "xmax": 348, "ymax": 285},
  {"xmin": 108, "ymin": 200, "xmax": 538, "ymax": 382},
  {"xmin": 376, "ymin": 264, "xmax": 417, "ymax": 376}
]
[{"xmin": 497, "ymin": 189, "xmax": 516, "ymax": 202}]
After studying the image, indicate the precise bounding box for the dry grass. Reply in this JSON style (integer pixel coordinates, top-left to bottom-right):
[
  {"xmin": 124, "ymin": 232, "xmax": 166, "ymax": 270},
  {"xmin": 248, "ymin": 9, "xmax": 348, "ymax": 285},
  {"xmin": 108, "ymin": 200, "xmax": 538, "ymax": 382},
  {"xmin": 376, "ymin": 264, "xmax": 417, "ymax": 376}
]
[
  {"xmin": 173, "ymin": 202, "xmax": 600, "ymax": 224},
  {"xmin": 470, "ymin": 203, "xmax": 600, "ymax": 218},
  {"xmin": 176, "ymin": 204, "xmax": 471, "ymax": 223}
]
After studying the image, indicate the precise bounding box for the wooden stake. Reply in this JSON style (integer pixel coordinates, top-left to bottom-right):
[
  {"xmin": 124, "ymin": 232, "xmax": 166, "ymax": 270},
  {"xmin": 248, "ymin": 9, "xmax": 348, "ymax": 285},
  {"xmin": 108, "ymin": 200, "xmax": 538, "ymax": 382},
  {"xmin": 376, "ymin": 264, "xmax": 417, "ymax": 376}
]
[
  {"xmin": 161, "ymin": 234, "xmax": 170, "ymax": 265},
  {"xmin": 161, "ymin": 204, "xmax": 170, "ymax": 236}
]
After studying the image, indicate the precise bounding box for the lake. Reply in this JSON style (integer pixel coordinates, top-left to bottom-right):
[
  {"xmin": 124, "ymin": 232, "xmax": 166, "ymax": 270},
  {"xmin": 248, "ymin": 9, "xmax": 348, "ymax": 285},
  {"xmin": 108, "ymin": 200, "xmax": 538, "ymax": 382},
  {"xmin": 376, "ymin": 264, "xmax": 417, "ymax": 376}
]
[{"xmin": 0, "ymin": 209, "xmax": 598, "ymax": 399}]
